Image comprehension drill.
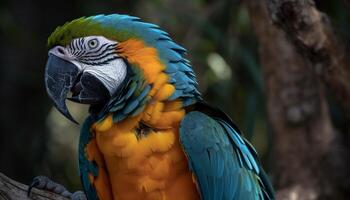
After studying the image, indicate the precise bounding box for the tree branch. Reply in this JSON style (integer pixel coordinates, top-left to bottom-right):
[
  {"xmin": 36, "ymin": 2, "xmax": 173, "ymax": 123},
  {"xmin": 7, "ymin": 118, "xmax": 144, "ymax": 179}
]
[
  {"xmin": 0, "ymin": 172, "xmax": 67, "ymax": 200},
  {"xmin": 245, "ymin": 0, "xmax": 350, "ymax": 199},
  {"xmin": 268, "ymin": 0, "xmax": 350, "ymax": 117}
]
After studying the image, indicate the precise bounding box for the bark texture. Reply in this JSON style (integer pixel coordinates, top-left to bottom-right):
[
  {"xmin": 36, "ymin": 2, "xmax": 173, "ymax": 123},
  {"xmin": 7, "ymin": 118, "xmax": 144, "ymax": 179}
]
[
  {"xmin": 245, "ymin": 0, "xmax": 350, "ymax": 199},
  {"xmin": 0, "ymin": 173, "xmax": 67, "ymax": 200},
  {"xmin": 268, "ymin": 0, "xmax": 350, "ymax": 117}
]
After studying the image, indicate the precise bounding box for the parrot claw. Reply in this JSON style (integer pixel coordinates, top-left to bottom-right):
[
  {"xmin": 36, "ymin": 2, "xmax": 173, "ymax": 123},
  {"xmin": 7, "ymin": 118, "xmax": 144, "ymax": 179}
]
[
  {"xmin": 71, "ymin": 191, "xmax": 87, "ymax": 200},
  {"xmin": 27, "ymin": 176, "xmax": 72, "ymax": 198}
]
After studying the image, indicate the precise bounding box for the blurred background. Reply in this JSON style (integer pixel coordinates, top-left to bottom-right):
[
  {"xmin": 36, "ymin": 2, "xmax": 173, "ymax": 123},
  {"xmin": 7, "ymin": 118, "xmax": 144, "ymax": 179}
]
[{"xmin": 0, "ymin": 0, "xmax": 349, "ymax": 195}]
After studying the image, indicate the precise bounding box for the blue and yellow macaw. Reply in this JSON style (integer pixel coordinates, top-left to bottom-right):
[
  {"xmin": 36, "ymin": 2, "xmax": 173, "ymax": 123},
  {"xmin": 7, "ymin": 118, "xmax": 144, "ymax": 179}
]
[{"xmin": 41, "ymin": 14, "xmax": 274, "ymax": 200}]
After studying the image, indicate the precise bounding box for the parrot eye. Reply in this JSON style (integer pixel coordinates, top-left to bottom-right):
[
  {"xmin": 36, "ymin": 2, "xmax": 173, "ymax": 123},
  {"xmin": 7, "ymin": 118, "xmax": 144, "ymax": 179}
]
[{"xmin": 88, "ymin": 39, "xmax": 99, "ymax": 49}]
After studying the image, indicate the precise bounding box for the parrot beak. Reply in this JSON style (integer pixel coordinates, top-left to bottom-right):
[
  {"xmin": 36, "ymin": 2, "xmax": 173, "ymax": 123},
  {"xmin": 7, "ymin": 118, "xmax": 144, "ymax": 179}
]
[
  {"xmin": 45, "ymin": 47, "xmax": 110, "ymax": 124},
  {"xmin": 45, "ymin": 53, "xmax": 80, "ymax": 124}
]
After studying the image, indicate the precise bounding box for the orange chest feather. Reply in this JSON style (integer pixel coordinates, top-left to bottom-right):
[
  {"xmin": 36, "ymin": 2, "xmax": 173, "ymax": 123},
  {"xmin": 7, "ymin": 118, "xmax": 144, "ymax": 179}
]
[
  {"xmin": 87, "ymin": 104, "xmax": 199, "ymax": 200},
  {"xmin": 85, "ymin": 39, "xmax": 199, "ymax": 200}
]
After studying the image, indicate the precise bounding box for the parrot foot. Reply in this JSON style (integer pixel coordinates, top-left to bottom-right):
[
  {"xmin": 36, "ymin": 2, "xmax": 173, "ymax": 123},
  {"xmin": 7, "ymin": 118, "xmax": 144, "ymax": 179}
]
[
  {"xmin": 71, "ymin": 191, "xmax": 87, "ymax": 200},
  {"xmin": 27, "ymin": 175, "xmax": 72, "ymax": 198}
]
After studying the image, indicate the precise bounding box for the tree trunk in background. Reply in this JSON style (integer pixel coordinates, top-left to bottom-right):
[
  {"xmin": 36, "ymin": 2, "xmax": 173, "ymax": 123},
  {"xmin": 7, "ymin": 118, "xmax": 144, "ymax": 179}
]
[
  {"xmin": 268, "ymin": 0, "xmax": 350, "ymax": 118},
  {"xmin": 245, "ymin": 0, "xmax": 350, "ymax": 199}
]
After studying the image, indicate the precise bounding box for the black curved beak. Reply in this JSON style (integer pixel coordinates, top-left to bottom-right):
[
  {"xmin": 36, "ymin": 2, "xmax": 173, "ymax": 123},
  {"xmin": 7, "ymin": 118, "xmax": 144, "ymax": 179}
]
[
  {"xmin": 45, "ymin": 50, "xmax": 111, "ymax": 124},
  {"xmin": 45, "ymin": 54, "xmax": 80, "ymax": 123}
]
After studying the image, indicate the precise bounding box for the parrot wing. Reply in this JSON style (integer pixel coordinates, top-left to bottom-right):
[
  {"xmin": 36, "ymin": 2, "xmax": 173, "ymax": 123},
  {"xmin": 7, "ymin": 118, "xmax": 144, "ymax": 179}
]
[
  {"xmin": 179, "ymin": 102, "xmax": 274, "ymax": 200},
  {"xmin": 78, "ymin": 116, "xmax": 99, "ymax": 200}
]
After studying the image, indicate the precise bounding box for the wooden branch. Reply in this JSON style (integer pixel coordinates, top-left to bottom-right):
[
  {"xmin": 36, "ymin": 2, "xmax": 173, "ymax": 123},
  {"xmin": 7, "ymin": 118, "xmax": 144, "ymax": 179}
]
[
  {"xmin": 0, "ymin": 173, "xmax": 67, "ymax": 200},
  {"xmin": 268, "ymin": 0, "xmax": 350, "ymax": 117},
  {"xmin": 245, "ymin": 0, "xmax": 350, "ymax": 199}
]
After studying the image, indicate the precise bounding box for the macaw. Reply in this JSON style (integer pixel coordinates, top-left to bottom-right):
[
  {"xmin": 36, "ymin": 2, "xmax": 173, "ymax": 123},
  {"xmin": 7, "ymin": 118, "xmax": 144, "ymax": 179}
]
[{"xmin": 34, "ymin": 14, "xmax": 274, "ymax": 200}]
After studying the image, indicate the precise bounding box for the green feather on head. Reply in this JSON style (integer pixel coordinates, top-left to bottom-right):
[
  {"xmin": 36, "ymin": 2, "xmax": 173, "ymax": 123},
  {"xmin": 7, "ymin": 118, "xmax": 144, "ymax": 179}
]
[{"xmin": 48, "ymin": 16, "xmax": 138, "ymax": 49}]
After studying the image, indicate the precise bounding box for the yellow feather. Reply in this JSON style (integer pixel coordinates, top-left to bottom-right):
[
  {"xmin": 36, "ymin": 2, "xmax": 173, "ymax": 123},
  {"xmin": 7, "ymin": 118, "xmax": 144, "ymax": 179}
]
[
  {"xmin": 149, "ymin": 156, "xmax": 170, "ymax": 179},
  {"xmin": 142, "ymin": 102, "xmax": 155, "ymax": 122},
  {"xmin": 149, "ymin": 102, "xmax": 164, "ymax": 125},
  {"xmin": 163, "ymin": 100, "xmax": 183, "ymax": 112},
  {"xmin": 154, "ymin": 84, "xmax": 176, "ymax": 101},
  {"xmin": 118, "ymin": 39, "xmax": 165, "ymax": 83},
  {"xmin": 86, "ymin": 139, "xmax": 113, "ymax": 200},
  {"xmin": 138, "ymin": 176, "xmax": 166, "ymax": 193},
  {"xmin": 90, "ymin": 55, "xmax": 200, "ymax": 199},
  {"xmin": 112, "ymin": 132, "xmax": 136, "ymax": 147},
  {"xmin": 147, "ymin": 130, "xmax": 175, "ymax": 152},
  {"xmin": 149, "ymin": 73, "xmax": 168, "ymax": 96},
  {"xmin": 117, "ymin": 139, "xmax": 137, "ymax": 158},
  {"xmin": 94, "ymin": 114, "xmax": 113, "ymax": 132},
  {"xmin": 156, "ymin": 110, "xmax": 185, "ymax": 128},
  {"xmin": 145, "ymin": 190, "xmax": 167, "ymax": 200}
]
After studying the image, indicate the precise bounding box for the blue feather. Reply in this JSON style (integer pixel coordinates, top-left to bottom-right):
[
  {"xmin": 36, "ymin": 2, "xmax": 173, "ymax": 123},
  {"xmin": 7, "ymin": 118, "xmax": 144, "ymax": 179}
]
[
  {"xmin": 137, "ymin": 85, "xmax": 151, "ymax": 101},
  {"xmin": 122, "ymin": 99, "xmax": 139, "ymax": 115},
  {"xmin": 89, "ymin": 14, "xmax": 201, "ymax": 105},
  {"xmin": 125, "ymin": 81, "xmax": 137, "ymax": 99},
  {"xmin": 179, "ymin": 111, "xmax": 273, "ymax": 200},
  {"xmin": 78, "ymin": 117, "xmax": 99, "ymax": 200}
]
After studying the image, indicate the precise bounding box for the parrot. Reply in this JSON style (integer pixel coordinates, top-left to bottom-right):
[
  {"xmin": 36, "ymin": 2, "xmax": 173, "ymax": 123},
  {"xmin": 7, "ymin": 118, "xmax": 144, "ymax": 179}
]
[{"xmin": 31, "ymin": 14, "xmax": 274, "ymax": 200}]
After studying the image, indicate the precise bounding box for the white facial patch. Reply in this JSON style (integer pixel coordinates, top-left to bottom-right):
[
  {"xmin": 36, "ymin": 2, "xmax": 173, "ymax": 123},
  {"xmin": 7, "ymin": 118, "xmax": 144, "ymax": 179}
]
[
  {"xmin": 83, "ymin": 59, "xmax": 127, "ymax": 96},
  {"xmin": 62, "ymin": 35, "xmax": 128, "ymax": 96}
]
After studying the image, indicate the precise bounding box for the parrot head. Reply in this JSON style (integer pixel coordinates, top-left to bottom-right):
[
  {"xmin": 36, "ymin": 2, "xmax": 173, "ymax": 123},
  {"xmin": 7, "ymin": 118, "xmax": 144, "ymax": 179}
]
[
  {"xmin": 45, "ymin": 14, "xmax": 200, "ymax": 123},
  {"xmin": 46, "ymin": 32, "xmax": 129, "ymax": 123}
]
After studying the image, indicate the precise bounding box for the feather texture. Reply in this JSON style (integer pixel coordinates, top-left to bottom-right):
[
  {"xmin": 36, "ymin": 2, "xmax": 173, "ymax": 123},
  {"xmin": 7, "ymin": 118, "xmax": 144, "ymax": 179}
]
[
  {"xmin": 78, "ymin": 116, "xmax": 99, "ymax": 200},
  {"xmin": 48, "ymin": 14, "xmax": 201, "ymax": 112},
  {"xmin": 47, "ymin": 14, "xmax": 275, "ymax": 200},
  {"xmin": 179, "ymin": 110, "xmax": 274, "ymax": 200}
]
